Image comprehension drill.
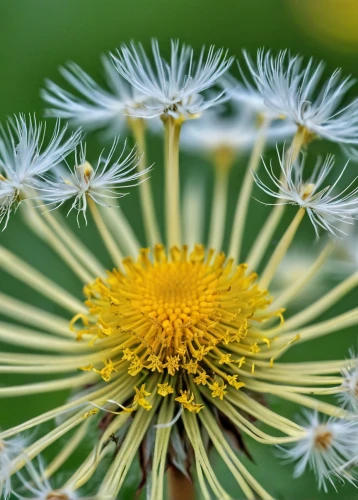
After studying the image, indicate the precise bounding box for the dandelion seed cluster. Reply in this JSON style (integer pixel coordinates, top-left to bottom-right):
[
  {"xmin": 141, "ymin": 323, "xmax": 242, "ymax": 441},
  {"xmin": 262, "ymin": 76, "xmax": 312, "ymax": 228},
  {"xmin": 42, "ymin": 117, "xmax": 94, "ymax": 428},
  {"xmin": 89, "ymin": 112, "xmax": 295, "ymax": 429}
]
[{"xmin": 0, "ymin": 41, "xmax": 358, "ymax": 499}]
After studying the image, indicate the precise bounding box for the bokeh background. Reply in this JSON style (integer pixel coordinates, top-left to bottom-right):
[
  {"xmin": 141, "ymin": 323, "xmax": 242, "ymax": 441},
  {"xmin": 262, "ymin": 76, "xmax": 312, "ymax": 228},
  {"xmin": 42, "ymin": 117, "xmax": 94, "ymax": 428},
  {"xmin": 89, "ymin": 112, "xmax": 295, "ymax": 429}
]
[{"xmin": 1, "ymin": 0, "xmax": 358, "ymax": 498}]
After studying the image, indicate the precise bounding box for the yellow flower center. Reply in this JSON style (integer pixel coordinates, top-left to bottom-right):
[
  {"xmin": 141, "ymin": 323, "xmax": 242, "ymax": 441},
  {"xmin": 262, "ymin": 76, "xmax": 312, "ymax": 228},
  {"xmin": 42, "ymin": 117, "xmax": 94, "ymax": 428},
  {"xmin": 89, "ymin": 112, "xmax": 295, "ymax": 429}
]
[{"xmin": 73, "ymin": 245, "xmax": 276, "ymax": 408}]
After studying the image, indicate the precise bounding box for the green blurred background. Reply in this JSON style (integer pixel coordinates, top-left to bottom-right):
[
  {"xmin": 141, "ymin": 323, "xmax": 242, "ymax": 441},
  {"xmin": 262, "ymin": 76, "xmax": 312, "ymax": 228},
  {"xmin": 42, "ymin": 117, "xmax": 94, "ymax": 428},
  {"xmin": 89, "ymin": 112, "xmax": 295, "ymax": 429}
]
[{"xmin": 1, "ymin": 0, "xmax": 358, "ymax": 498}]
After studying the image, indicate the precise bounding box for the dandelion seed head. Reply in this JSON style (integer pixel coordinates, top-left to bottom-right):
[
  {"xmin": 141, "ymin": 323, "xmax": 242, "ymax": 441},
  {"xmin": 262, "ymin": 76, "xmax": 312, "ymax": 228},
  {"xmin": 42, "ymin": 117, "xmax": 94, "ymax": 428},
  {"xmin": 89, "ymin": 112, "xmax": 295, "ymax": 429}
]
[
  {"xmin": 0, "ymin": 115, "xmax": 81, "ymax": 185},
  {"xmin": 222, "ymin": 71, "xmax": 284, "ymax": 122}
]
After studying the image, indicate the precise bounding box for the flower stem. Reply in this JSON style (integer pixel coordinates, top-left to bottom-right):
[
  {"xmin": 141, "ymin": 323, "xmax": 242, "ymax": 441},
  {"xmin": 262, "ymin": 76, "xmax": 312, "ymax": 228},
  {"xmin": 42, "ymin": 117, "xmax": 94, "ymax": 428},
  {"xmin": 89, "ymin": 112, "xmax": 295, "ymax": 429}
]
[
  {"xmin": 168, "ymin": 466, "xmax": 195, "ymax": 500},
  {"xmin": 259, "ymin": 207, "xmax": 305, "ymax": 289},
  {"xmin": 287, "ymin": 125, "xmax": 307, "ymax": 166},
  {"xmin": 0, "ymin": 292, "xmax": 73, "ymax": 337},
  {"xmin": 277, "ymin": 271, "xmax": 358, "ymax": 334},
  {"xmin": 228, "ymin": 120, "xmax": 270, "ymax": 262},
  {"xmin": 246, "ymin": 124, "xmax": 307, "ymax": 271},
  {"xmin": 44, "ymin": 420, "xmax": 90, "ymax": 480},
  {"xmin": 129, "ymin": 118, "xmax": 161, "ymax": 246},
  {"xmin": 271, "ymin": 241, "xmax": 335, "ymax": 309},
  {"xmin": 208, "ymin": 148, "xmax": 234, "ymax": 251},
  {"xmin": 0, "ymin": 245, "xmax": 85, "ymax": 314},
  {"xmin": 88, "ymin": 197, "xmax": 124, "ymax": 268},
  {"xmin": 164, "ymin": 117, "xmax": 182, "ymax": 248},
  {"xmin": 99, "ymin": 204, "xmax": 140, "ymax": 257},
  {"xmin": 246, "ymin": 204, "xmax": 285, "ymax": 271},
  {"xmin": 183, "ymin": 179, "xmax": 205, "ymax": 248},
  {"xmin": 24, "ymin": 204, "xmax": 93, "ymax": 284},
  {"xmin": 41, "ymin": 209, "xmax": 105, "ymax": 277}
]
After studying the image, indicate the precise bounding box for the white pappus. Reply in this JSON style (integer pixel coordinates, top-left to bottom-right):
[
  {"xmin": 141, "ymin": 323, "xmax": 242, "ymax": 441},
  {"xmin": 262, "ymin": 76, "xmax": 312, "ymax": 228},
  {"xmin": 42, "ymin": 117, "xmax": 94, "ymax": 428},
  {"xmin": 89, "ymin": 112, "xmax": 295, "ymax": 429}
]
[
  {"xmin": 0, "ymin": 434, "xmax": 27, "ymax": 499},
  {"xmin": 253, "ymin": 148, "xmax": 358, "ymax": 237},
  {"xmin": 0, "ymin": 115, "xmax": 81, "ymax": 229},
  {"xmin": 242, "ymin": 49, "xmax": 358, "ymax": 147},
  {"xmin": 280, "ymin": 411, "xmax": 358, "ymax": 492},
  {"xmin": 38, "ymin": 137, "xmax": 149, "ymax": 224},
  {"xmin": 42, "ymin": 56, "xmax": 147, "ymax": 135},
  {"xmin": 111, "ymin": 39, "xmax": 234, "ymax": 120}
]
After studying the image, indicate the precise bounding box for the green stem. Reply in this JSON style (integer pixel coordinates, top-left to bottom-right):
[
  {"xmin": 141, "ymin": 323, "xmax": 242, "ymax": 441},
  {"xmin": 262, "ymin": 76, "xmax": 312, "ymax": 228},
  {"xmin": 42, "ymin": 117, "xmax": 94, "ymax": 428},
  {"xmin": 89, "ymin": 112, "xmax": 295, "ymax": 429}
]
[
  {"xmin": 129, "ymin": 118, "xmax": 161, "ymax": 246},
  {"xmin": 208, "ymin": 150, "xmax": 233, "ymax": 250},
  {"xmin": 164, "ymin": 117, "xmax": 182, "ymax": 248},
  {"xmin": 228, "ymin": 121, "xmax": 270, "ymax": 262}
]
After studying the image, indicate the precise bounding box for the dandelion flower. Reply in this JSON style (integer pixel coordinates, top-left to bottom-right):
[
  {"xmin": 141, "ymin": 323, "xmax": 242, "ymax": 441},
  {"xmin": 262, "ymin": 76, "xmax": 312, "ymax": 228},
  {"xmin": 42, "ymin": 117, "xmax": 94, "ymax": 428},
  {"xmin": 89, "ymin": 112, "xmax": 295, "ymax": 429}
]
[{"xmin": 1, "ymin": 40, "xmax": 358, "ymax": 500}]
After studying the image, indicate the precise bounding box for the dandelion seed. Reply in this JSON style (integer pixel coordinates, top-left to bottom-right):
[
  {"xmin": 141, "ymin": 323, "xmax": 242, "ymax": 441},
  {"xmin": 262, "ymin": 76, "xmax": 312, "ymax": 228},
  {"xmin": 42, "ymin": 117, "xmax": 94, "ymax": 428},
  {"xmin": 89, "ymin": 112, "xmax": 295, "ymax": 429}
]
[
  {"xmin": 337, "ymin": 349, "xmax": 358, "ymax": 413},
  {"xmin": 39, "ymin": 137, "xmax": 148, "ymax": 224},
  {"xmin": 0, "ymin": 114, "xmax": 81, "ymax": 229},
  {"xmin": 221, "ymin": 71, "xmax": 285, "ymax": 122},
  {"xmin": 0, "ymin": 434, "xmax": 27, "ymax": 499},
  {"xmin": 181, "ymin": 107, "xmax": 295, "ymax": 155},
  {"xmin": 243, "ymin": 49, "xmax": 358, "ymax": 146},
  {"xmin": 111, "ymin": 39, "xmax": 233, "ymax": 120},
  {"xmin": 42, "ymin": 57, "xmax": 147, "ymax": 135},
  {"xmin": 281, "ymin": 411, "xmax": 358, "ymax": 492},
  {"xmin": 253, "ymin": 148, "xmax": 358, "ymax": 237},
  {"xmin": 11, "ymin": 456, "xmax": 99, "ymax": 499}
]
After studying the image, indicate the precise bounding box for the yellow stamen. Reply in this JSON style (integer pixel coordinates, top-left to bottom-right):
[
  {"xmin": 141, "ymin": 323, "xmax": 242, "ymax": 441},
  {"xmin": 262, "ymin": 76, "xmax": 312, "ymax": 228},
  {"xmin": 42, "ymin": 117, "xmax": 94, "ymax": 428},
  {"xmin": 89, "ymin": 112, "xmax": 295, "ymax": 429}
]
[
  {"xmin": 133, "ymin": 384, "xmax": 152, "ymax": 411},
  {"xmin": 80, "ymin": 364, "xmax": 93, "ymax": 371},
  {"xmin": 157, "ymin": 382, "xmax": 174, "ymax": 396},
  {"xmin": 175, "ymin": 390, "xmax": 204, "ymax": 413},
  {"xmin": 93, "ymin": 359, "xmax": 118, "ymax": 382},
  {"xmin": 83, "ymin": 408, "xmax": 99, "ymax": 419},
  {"xmin": 227, "ymin": 375, "xmax": 246, "ymax": 390},
  {"xmin": 209, "ymin": 380, "xmax": 227, "ymax": 400}
]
